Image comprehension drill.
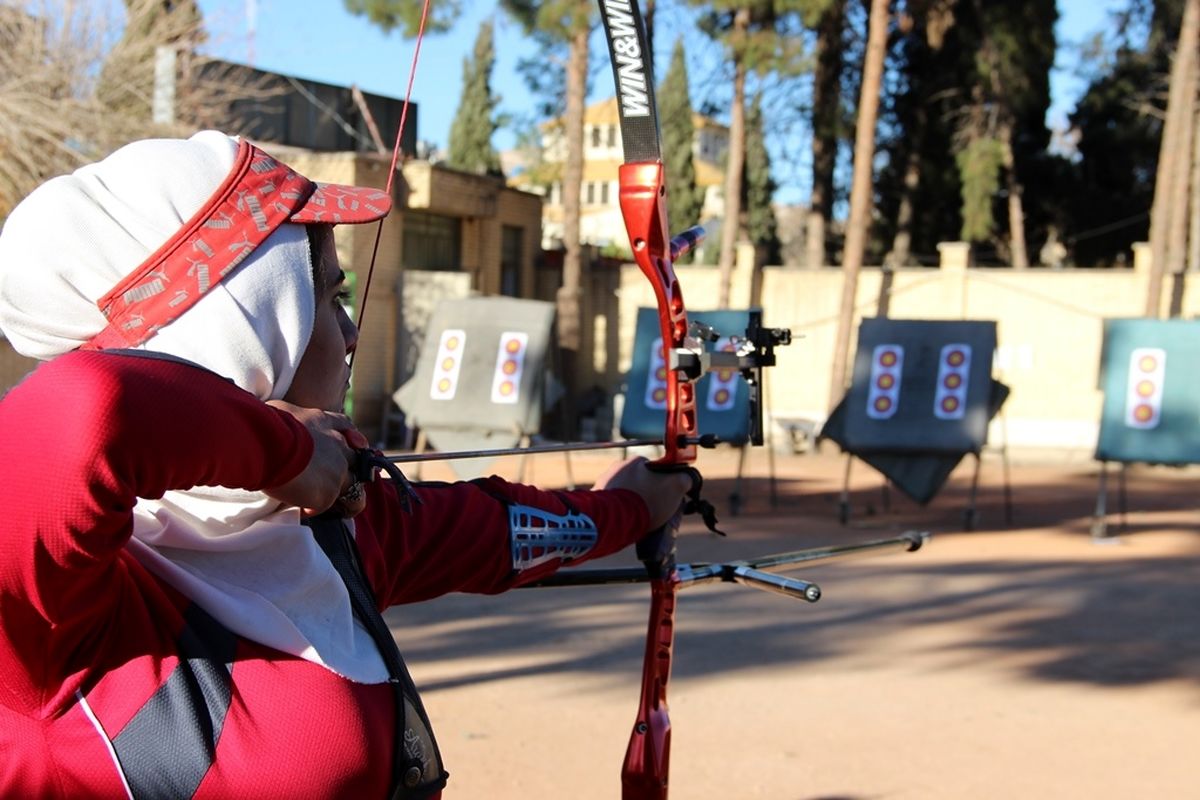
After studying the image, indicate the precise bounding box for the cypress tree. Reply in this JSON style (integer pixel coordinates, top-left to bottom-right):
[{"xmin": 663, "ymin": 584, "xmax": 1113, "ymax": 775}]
[
  {"xmin": 658, "ymin": 38, "xmax": 704, "ymax": 241},
  {"xmin": 447, "ymin": 20, "xmax": 503, "ymax": 177}
]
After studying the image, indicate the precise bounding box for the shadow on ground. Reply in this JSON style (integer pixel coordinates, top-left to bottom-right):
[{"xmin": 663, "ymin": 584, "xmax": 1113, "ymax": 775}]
[{"xmin": 389, "ymin": 459, "xmax": 1200, "ymax": 698}]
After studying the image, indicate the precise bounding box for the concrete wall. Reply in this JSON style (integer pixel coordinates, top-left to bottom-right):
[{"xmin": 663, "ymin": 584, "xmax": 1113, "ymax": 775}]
[{"xmin": 615, "ymin": 242, "xmax": 1197, "ymax": 454}]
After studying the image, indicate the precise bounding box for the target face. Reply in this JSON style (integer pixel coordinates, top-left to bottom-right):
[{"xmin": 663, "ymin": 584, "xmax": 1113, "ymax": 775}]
[
  {"xmin": 429, "ymin": 329, "xmax": 467, "ymax": 400},
  {"xmin": 705, "ymin": 338, "xmax": 739, "ymax": 412},
  {"xmin": 933, "ymin": 344, "xmax": 971, "ymax": 420},
  {"xmin": 490, "ymin": 332, "xmax": 529, "ymax": 404},
  {"xmin": 1124, "ymin": 347, "xmax": 1165, "ymax": 430},
  {"xmin": 643, "ymin": 337, "xmax": 669, "ymax": 411},
  {"xmin": 866, "ymin": 345, "xmax": 904, "ymax": 419}
]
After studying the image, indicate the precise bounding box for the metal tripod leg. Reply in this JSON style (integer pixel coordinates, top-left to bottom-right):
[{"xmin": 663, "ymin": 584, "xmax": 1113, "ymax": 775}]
[
  {"xmin": 839, "ymin": 454, "xmax": 852, "ymax": 525},
  {"xmin": 963, "ymin": 452, "xmax": 981, "ymax": 531},
  {"xmin": 1118, "ymin": 462, "xmax": 1128, "ymax": 533},
  {"xmin": 730, "ymin": 446, "xmax": 749, "ymax": 516},
  {"xmin": 1091, "ymin": 460, "xmax": 1111, "ymax": 540},
  {"xmin": 412, "ymin": 429, "xmax": 428, "ymax": 481}
]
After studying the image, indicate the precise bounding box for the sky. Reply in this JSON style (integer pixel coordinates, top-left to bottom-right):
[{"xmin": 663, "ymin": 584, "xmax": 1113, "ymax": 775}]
[{"xmin": 195, "ymin": 0, "xmax": 1131, "ymax": 202}]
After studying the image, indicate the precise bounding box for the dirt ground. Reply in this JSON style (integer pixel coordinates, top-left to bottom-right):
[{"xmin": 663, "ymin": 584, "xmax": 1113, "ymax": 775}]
[{"xmin": 385, "ymin": 444, "xmax": 1200, "ymax": 799}]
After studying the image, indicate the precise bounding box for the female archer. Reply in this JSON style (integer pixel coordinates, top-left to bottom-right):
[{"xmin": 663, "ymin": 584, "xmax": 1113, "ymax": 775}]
[{"xmin": 0, "ymin": 130, "xmax": 690, "ymax": 798}]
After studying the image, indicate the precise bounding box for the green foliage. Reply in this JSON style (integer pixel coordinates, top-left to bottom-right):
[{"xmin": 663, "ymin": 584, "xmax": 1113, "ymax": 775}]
[
  {"xmin": 446, "ymin": 20, "xmax": 503, "ymax": 177},
  {"xmin": 744, "ymin": 93, "xmax": 780, "ymax": 261},
  {"xmin": 600, "ymin": 240, "xmax": 633, "ymax": 260},
  {"xmin": 501, "ymin": 0, "xmax": 593, "ymax": 40},
  {"xmin": 1059, "ymin": 0, "xmax": 1181, "ymax": 265},
  {"xmin": 691, "ymin": 0, "xmax": 831, "ymax": 76},
  {"xmin": 658, "ymin": 39, "xmax": 704, "ymax": 241},
  {"xmin": 342, "ymin": 0, "xmax": 461, "ymax": 36},
  {"xmin": 955, "ymin": 137, "xmax": 1004, "ymax": 243},
  {"xmin": 871, "ymin": 0, "xmax": 1062, "ymax": 264}
]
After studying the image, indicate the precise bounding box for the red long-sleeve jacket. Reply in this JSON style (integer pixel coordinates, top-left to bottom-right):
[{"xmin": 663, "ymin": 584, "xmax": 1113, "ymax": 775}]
[{"xmin": 0, "ymin": 351, "xmax": 648, "ymax": 798}]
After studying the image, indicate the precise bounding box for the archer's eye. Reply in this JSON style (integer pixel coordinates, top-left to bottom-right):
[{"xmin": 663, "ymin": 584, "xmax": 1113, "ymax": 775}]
[{"xmin": 335, "ymin": 289, "xmax": 351, "ymax": 305}]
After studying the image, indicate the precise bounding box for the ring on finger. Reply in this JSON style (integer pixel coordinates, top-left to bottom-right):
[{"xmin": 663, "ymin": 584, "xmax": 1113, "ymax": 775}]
[{"xmin": 338, "ymin": 481, "xmax": 364, "ymax": 504}]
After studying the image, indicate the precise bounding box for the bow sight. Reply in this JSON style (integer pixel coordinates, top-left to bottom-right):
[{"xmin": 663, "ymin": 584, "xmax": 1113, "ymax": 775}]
[{"xmin": 672, "ymin": 310, "xmax": 793, "ymax": 449}]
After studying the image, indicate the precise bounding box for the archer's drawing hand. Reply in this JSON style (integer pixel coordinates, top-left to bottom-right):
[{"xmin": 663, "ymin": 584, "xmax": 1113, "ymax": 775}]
[
  {"xmin": 593, "ymin": 456, "xmax": 693, "ymax": 533},
  {"xmin": 264, "ymin": 401, "xmax": 370, "ymax": 516}
]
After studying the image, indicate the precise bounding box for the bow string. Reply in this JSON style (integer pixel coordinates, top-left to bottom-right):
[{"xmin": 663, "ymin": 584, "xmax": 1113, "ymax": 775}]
[{"xmin": 350, "ymin": 0, "xmax": 433, "ymax": 369}]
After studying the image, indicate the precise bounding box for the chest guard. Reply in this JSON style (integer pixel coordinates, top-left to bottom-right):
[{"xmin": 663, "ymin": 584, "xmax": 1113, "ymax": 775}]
[{"xmin": 306, "ymin": 514, "xmax": 448, "ymax": 799}]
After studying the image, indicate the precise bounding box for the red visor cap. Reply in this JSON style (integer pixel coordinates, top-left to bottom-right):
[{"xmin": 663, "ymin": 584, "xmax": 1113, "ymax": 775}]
[{"xmin": 84, "ymin": 139, "xmax": 391, "ymax": 351}]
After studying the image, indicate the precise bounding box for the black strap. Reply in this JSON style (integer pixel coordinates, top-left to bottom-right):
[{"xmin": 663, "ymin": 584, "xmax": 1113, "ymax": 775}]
[{"xmin": 307, "ymin": 515, "xmax": 448, "ymax": 799}]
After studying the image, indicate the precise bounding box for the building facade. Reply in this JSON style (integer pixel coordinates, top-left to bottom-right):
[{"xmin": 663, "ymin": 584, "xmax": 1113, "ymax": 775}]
[{"xmin": 513, "ymin": 97, "xmax": 727, "ymax": 251}]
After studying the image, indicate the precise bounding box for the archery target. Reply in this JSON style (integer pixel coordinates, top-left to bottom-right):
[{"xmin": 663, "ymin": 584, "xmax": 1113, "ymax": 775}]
[
  {"xmin": 490, "ymin": 332, "xmax": 529, "ymax": 405},
  {"xmin": 621, "ymin": 307, "xmax": 754, "ymax": 446},
  {"xmin": 394, "ymin": 297, "xmax": 555, "ymax": 464},
  {"xmin": 430, "ymin": 329, "xmax": 466, "ymax": 400},
  {"xmin": 844, "ymin": 318, "xmax": 997, "ymax": 454},
  {"xmin": 1095, "ymin": 319, "xmax": 1200, "ymax": 465}
]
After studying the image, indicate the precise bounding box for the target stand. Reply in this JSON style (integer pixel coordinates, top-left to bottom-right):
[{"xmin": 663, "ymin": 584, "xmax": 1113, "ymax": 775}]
[
  {"xmin": 392, "ymin": 297, "xmax": 569, "ymax": 483},
  {"xmin": 1092, "ymin": 318, "xmax": 1200, "ymax": 539},
  {"xmin": 621, "ymin": 307, "xmax": 779, "ymax": 515},
  {"xmin": 820, "ymin": 318, "xmax": 1012, "ymax": 530}
]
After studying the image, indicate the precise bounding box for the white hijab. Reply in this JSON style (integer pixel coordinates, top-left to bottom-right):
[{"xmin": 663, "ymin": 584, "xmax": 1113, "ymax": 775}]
[{"xmin": 0, "ymin": 132, "xmax": 388, "ymax": 682}]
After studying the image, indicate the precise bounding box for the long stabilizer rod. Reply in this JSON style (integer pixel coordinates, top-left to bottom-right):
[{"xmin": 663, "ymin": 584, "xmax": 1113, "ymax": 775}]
[{"xmin": 523, "ymin": 531, "xmax": 929, "ymax": 599}]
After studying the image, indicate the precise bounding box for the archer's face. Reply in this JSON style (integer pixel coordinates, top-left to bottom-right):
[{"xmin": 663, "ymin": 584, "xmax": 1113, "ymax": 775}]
[{"xmin": 283, "ymin": 230, "xmax": 358, "ymax": 411}]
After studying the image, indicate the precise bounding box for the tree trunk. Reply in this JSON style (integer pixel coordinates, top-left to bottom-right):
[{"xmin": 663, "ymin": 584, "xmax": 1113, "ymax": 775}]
[
  {"xmin": 557, "ymin": 23, "xmax": 588, "ymax": 427},
  {"xmin": 804, "ymin": 212, "xmax": 827, "ymax": 269},
  {"xmin": 1146, "ymin": 0, "xmax": 1200, "ymax": 317},
  {"xmin": 885, "ymin": 105, "xmax": 923, "ymax": 268},
  {"xmin": 807, "ymin": 0, "xmax": 845, "ymax": 269},
  {"xmin": 1166, "ymin": 61, "xmax": 1198, "ymax": 282},
  {"xmin": 1189, "ymin": 99, "xmax": 1200, "ymax": 272},
  {"xmin": 1167, "ymin": 67, "xmax": 1197, "ymax": 317},
  {"xmin": 1000, "ymin": 123, "xmax": 1029, "ymax": 269},
  {"xmin": 828, "ymin": 0, "xmax": 890, "ymax": 409},
  {"xmin": 716, "ymin": 7, "xmax": 750, "ymax": 308}
]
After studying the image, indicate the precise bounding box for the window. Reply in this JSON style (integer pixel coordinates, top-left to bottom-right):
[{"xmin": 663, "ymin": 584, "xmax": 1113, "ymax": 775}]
[
  {"xmin": 402, "ymin": 211, "xmax": 461, "ymax": 270},
  {"xmin": 600, "ymin": 181, "xmax": 610, "ymax": 205},
  {"xmin": 606, "ymin": 125, "xmax": 617, "ymax": 148},
  {"xmin": 590, "ymin": 125, "xmax": 601, "ymax": 148},
  {"xmin": 500, "ymin": 225, "xmax": 523, "ymax": 297},
  {"xmin": 585, "ymin": 182, "xmax": 595, "ymax": 205}
]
